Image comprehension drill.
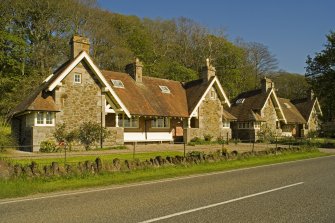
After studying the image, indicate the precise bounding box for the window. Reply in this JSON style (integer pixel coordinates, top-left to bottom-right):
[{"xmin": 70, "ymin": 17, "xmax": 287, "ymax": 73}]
[
  {"xmin": 36, "ymin": 112, "xmax": 44, "ymax": 125},
  {"xmin": 223, "ymin": 121, "xmax": 230, "ymax": 128},
  {"xmin": 151, "ymin": 117, "xmax": 170, "ymax": 128},
  {"xmin": 254, "ymin": 122, "xmax": 261, "ymax": 129},
  {"xmin": 159, "ymin": 85, "xmax": 170, "ymax": 94},
  {"xmin": 238, "ymin": 122, "xmax": 251, "ymax": 129},
  {"xmin": 111, "ymin": 79, "xmax": 124, "ymax": 88},
  {"xmin": 236, "ymin": 98, "xmax": 245, "ymax": 104},
  {"xmin": 74, "ymin": 73, "xmax": 81, "ymax": 83},
  {"xmin": 35, "ymin": 112, "xmax": 54, "ymax": 126},
  {"xmin": 46, "ymin": 112, "xmax": 53, "ymax": 124},
  {"xmin": 210, "ymin": 89, "xmax": 216, "ymax": 99},
  {"xmin": 118, "ymin": 114, "xmax": 138, "ymax": 128}
]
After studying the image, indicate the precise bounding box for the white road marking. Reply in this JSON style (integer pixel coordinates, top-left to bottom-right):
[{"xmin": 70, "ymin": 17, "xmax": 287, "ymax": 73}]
[
  {"xmin": 138, "ymin": 182, "xmax": 304, "ymax": 223},
  {"xmin": 0, "ymin": 155, "xmax": 332, "ymax": 205}
]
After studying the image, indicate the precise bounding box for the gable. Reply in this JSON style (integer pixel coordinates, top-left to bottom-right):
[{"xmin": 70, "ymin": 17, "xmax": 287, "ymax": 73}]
[
  {"xmin": 261, "ymin": 89, "xmax": 286, "ymax": 123},
  {"xmin": 185, "ymin": 77, "xmax": 230, "ymax": 117}
]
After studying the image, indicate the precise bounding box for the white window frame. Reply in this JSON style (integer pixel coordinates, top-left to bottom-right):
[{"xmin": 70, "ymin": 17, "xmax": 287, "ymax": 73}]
[
  {"xmin": 111, "ymin": 79, "xmax": 124, "ymax": 88},
  {"xmin": 35, "ymin": 112, "xmax": 55, "ymax": 126},
  {"xmin": 254, "ymin": 122, "xmax": 261, "ymax": 129},
  {"xmin": 223, "ymin": 121, "xmax": 230, "ymax": 128},
  {"xmin": 74, "ymin": 73, "xmax": 81, "ymax": 84},
  {"xmin": 159, "ymin": 85, "xmax": 170, "ymax": 94},
  {"xmin": 210, "ymin": 89, "xmax": 216, "ymax": 100},
  {"xmin": 118, "ymin": 114, "xmax": 139, "ymax": 128},
  {"xmin": 238, "ymin": 122, "xmax": 252, "ymax": 129},
  {"xmin": 151, "ymin": 117, "xmax": 170, "ymax": 128}
]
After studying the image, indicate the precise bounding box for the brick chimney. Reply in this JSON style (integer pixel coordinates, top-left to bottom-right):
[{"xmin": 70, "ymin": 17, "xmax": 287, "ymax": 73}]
[
  {"xmin": 201, "ymin": 58, "xmax": 216, "ymax": 82},
  {"xmin": 307, "ymin": 89, "xmax": 315, "ymax": 101},
  {"xmin": 261, "ymin": 77, "xmax": 274, "ymax": 93},
  {"xmin": 125, "ymin": 58, "xmax": 143, "ymax": 83},
  {"xmin": 70, "ymin": 35, "xmax": 90, "ymax": 58}
]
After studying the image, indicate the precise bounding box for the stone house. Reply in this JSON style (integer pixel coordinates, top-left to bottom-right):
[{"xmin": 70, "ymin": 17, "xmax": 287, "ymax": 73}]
[
  {"xmin": 291, "ymin": 90, "xmax": 323, "ymax": 135},
  {"xmin": 228, "ymin": 78, "xmax": 287, "ymax": 142},
  {"xmin": 11, "ymin": 36, "xmax": 236, "ymax": 152}
]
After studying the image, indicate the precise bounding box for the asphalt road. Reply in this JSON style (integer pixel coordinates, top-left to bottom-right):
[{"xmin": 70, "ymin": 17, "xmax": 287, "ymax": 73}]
[{"xmin": 1, "ymin": 156, "xmax": 335, "ymax": 223}]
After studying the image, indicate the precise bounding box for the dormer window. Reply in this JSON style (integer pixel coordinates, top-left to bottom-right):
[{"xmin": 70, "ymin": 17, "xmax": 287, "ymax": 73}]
[
  {"xmin": 159, "ymin": 85, "xmax": 170, "ymax": 94},
  {"xmin": 236, "ymin": 98, "xmax": 245, "ymax": 104},
  {"xmin": 111, "ymin": 79, "xmax": 124, "ymax": 88},
  {"xmin": 74, "ymin": 73, "xmax": 81, "ymax": 83}
]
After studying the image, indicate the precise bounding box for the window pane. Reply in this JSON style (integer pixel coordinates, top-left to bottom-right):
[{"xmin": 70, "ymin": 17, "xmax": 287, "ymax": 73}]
[
  {"xmin": 123, "ymin": 117, "xmax": 130, "ymax": 127},
  {"xmin": 37, "ymin": 112, "xmax": 44, "ymax": 124},
  {"xmin": 131, "ymin": 117, "xmax": 138, "ymax": 128},
  {"xmin": 46, "ymin": 112, "xmax": 53, "ymax": 124}
]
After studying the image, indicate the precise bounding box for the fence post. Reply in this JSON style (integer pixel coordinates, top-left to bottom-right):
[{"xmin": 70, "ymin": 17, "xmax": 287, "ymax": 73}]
[
  {"xmin": 183, "ymin": 142, "xmax": 186, "ymax": 158},
  {"xmin": 133, "ymin": 142, "xmax": 136, "ymax": 160}
]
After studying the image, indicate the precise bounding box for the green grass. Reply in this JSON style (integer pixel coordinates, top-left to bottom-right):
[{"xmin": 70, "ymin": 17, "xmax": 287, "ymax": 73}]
[{"xmin": 0, "ymin": 150, "xmax": 327, "ymax": 199}]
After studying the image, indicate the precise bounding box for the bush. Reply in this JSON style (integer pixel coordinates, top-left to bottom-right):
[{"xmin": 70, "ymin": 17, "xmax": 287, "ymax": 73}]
[
  {"xmin": 78, "ymin": 121, "xmax": 109, "ymax": 150},
  {"xmin": 203, "ymin": 134, "xmax": 213, "ymax": 142},
  {"xmin": 0, "ymin": 126, "xmax": 16, "ymax": 152},
  {"xmin": 40, "ymin": 140, "xmax": 58, "ymax": 153},
  {"xmin": 53, "ymin": 124, "xmax": 78, "ymax": 151}
]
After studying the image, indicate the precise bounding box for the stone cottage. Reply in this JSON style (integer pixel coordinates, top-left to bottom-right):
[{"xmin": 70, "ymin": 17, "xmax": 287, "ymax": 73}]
[
  {"xmin": 11, "ymin": 36, "xmax": 236, "ymax": 151},
  {"xmin": 291, "ymin": 89, "xmax": 322, "ymax": 135},
  {"xmin": 228, "ymin": 78, "xmax": 287, "ymax": 142}
]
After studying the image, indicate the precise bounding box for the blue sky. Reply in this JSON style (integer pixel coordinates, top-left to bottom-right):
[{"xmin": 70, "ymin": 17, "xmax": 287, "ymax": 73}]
[{"xmin": 98, "ymin": 0, "xmax": 334, "ymax": 74}]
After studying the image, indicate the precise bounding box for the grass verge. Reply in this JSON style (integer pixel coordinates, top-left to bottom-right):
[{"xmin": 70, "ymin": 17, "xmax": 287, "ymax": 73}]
[{"xmin": 0, "ymin": 150, "xmax": 328, "ymax": 199}]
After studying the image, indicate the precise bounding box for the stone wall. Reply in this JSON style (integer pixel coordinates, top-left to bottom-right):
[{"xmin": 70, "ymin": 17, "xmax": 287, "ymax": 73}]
[
  {"xmin": 32, "ymin": 126, "xmax": 55, "ymax": 152},
  {"xmin": 261, "ymin": 96, "xmax": 278, "ymax": 133},
  {"xmin": 104, "ymin": 127, "xmax": 124, "ymax": 146},
  {"xmin": 184, "ymin": 86, "xmax": 232, "ymax": 142},
  {"xmin": 54, "ymin": 61, "xmax": 104, "ymax": 132}
]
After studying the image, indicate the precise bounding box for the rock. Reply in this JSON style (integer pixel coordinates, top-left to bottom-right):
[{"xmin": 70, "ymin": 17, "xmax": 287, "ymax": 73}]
[
  {"xmin": 95, "ymin": 158, "xmax": 102, "ymax": 172},
  {"xmin": 51, "ymin": 162, "xmax": 59, "ymax": 175},
  {"xmin": 0, "ymin": 160, "xmax": 11, "ymax": 179},
  {"xmin": 14, "ymin": 164, "xmax": 22, "ymax": 177},
  {"xmin": 113, "ymin": 158, "xmax": 121, "ymax": 170}
]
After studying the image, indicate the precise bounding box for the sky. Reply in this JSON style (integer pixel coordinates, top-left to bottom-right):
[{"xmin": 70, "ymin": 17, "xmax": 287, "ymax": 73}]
[{"xmin": 98, "ymin": 0, "xmax": 335, "ymax": 74}]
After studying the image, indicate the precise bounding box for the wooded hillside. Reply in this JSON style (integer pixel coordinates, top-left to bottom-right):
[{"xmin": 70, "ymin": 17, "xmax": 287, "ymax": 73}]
[{"xmin": 0, "ymin": 0, "xmax": 309, "ymax": 123}]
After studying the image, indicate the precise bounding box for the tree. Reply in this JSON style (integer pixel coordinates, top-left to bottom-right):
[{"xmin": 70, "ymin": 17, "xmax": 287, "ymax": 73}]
[
  {"xmin": 78, "ymin": 122, "xmax": 109, "ymax": 150},
  {"xmin": 305, "ymin": 31, "xmax": 335, "ymax": 121},
  {"xmin": 239, "ymin": 41, "xmax": 278, "ymax": 88}
]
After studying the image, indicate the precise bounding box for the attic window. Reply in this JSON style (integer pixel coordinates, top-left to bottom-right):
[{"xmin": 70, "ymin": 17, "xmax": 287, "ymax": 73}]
[
  {"xmin": 111, "ymin": 79, "xmax": 124, "ymax": 88},
  {"xmin": 236, "ymin": 98, "xmax": 245, "ymax": 104},
  {"xmin": 74, "ymin": 73, "xmax": 81, "ymax": 83},
  {"xmin": 159, "ymin": 85, "xmax": 170, "ymax": 94},
  {"xmin": 284, "ymin": 103, "xmax": 291, "ymax": 108}
]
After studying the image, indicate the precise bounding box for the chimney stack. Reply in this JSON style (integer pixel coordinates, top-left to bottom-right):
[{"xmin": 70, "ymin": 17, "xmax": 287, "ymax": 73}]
[
  {"xmin": 125, "ymin": 58, "xmax": 143, "ymax": 83},
  {"xmin": 201, "ymin": 58, "xmax": 216, "ymax": 82},
  {"xmin": 70, "ymin": 35, "xmax": 90, "ymax": 58},
  {"xmin": 307, "ymin": 89, "xmax": 315, "ymax": 101},
  {"xmin": 261, "ymin": 77, "xmax": 274, "ymax": 93}
]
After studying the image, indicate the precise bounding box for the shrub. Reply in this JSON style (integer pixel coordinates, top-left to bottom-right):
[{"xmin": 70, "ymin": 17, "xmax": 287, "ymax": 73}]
[
  {"xmin": 0, "ymin": 126, "xmax": 16, "ymax": 152},
  {"xmin": 203, "ymin": 134, "xmax": 213, "ymax": 142},
  {"xmin": 53, "ymin": 124, "xmax": 78, "ymax": 151},
  {"xmin": 78, "ymin": 122, "xmax": 109, "ymax": 150},
  {"xmin": 217, "ymin": 136, "xmax": 226, "ymax": 144},
  {"xmin": 40, "ymin": 140, "xmax": 57, "ymax": 153}
]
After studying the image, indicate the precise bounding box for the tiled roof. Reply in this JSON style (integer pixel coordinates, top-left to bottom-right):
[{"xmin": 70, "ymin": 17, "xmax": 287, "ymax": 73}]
[
  {"xmin": 278, "ymin": 98, "xmax": 306, "ymax": 124},
  {"xmin": 291, "ymin": 98, "xmax": 316, "ymax": 121},
  {"xmin": 102, "ymin": 70, "xmax": 189, "ymax": 117},
  {"xmin": 183, "ymin": 78, "xmax": 214, "ymax": 114},
  {"xmin": 228, "ymin": 89, "xmax": 269, "ymax": 121}
]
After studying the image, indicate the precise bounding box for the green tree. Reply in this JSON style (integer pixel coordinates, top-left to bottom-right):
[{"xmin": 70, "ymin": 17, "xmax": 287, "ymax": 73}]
[{"xmin": 306, "ymin": 31, "xmax": 335, "ymax": 121}]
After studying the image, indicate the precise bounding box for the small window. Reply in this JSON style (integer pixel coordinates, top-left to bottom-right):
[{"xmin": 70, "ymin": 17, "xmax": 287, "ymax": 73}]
[
  {"xmin": 236, "ymin": 98, "xmax": 245, "ymax": 104},
  {"xmin": 254, "ymin": 122, "xmax": 261, "ymax": 129},
  {"xmin": 223, "ymin": 121, "xmax": 230, "ymax": 128},
  {"xmin": 210, "ymin": 89, "xmax": 216, "ymax": 99},
  {"xmin": 74, "ymin": 73, "xmax": 81, "ymax": 83},
  {"xmin": 151, "ymin": 117, "xmax": 170, "ymax": 128},
  {"xmin": 111, "ymin": 79, "xmax": 124, "ymax": 88},
  {"xmin": 238, "ymin": 122, "xmax": 252, "ymax": 129},
  {"xmin": 159, "ymin": 85, "xmax": 170, "ymax": 94},
  {"xmin": 37, "ymin": 112, "xmax": 44, "ymax": 124},
  {"xmin": 46, "ymin": 112, "xmax": 53, "ymax": 124},
  {"xmin": 118, "ymin": 114, "xmax": 138, "ymax": 128}
]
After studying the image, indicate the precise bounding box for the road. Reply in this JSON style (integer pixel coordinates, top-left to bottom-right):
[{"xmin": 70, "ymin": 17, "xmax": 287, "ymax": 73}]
[{"xmin": 1, "ymin": 156, "xmax": 335, "ymax": 223}]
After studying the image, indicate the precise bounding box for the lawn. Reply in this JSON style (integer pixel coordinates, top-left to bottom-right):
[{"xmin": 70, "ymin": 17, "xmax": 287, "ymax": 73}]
[{"xmin": 0, "ymin": 150, "xmax": 327, "ymax": 199}]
